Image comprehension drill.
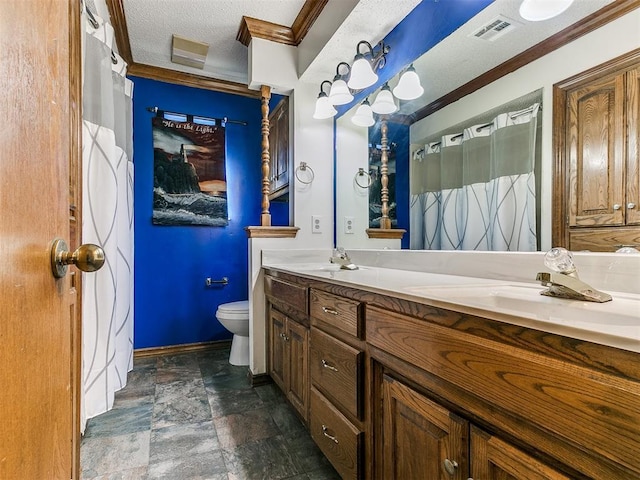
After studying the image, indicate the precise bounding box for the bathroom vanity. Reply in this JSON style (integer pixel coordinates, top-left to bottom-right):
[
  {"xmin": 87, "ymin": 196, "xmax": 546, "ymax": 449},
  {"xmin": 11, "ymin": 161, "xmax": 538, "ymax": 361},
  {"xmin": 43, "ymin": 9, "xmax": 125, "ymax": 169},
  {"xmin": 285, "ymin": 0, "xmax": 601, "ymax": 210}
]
[{"xmin": 262, "ymin": 257, "xmax": 640, "ymax": 480}]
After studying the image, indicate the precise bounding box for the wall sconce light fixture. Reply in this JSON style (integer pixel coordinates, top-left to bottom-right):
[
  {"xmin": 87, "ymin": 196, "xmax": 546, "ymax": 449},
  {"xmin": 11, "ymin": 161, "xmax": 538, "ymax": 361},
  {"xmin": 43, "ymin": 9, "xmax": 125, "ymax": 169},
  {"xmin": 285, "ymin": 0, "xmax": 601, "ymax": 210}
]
[
  {"xmin": 351, "ymin": 98, "xmax": 375, "ymax": 127},
  {"xmin": 312, "ymin": 80, "xmax": 337, "ymax": 120},
  {"xmin": 328, "ymin": 62, "xmax": 354, "ymax": 106},
  {"xmin": 392, "ymin": 64, "xmax": 423, "ymax": 101},
  {"xmin": 519, "ymin": 0, "xmax": 574, "ymax": 21},
  {"xmin": 348, "ymin": 40, "xmax": 390, "ymax": 90}
]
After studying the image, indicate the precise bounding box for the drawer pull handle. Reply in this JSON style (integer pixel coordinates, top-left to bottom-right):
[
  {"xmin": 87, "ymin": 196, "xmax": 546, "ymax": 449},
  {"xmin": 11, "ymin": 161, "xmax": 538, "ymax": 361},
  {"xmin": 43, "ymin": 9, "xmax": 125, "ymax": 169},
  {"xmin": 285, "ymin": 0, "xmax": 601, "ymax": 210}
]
[
  {"xmin": 443, "ymin": 459, "xmax": 458, "ymax": 475},
  {"xmin": 321, "ymin": 424, "xmax": 339, "ymax": 444},
  {"xmin": 322, "ymin": 306, "xmax": 339, "ymax": 315},
  {"xmin": 321, "ymin": 359, "xmax": 338, "ymax": 372}
]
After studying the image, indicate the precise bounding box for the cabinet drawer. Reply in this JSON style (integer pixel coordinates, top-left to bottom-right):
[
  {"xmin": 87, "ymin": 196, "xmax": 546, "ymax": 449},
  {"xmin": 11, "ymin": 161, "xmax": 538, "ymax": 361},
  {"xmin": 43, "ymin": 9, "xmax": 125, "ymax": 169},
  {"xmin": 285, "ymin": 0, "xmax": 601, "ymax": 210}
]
[
  {"xmin": 265, "ymin": 276, "xmax": 308, "ymax": 314},
  {"xmin": 310, "ymin": 327, "xmax": 363, "ymax": 419},
  {"xmin": 310, "ymin": 289, "xmax": 362, "ymax": 338},
  {"xmin": 310, "ymin": 387, "xmax": 362, "ymax": 480}
]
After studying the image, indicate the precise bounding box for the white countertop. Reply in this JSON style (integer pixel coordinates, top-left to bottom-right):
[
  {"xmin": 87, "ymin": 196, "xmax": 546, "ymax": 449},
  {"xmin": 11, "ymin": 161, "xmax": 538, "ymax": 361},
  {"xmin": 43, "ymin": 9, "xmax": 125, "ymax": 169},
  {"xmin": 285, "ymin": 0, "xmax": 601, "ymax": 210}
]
[{"xmin": 263, "ymin": 261, "xmax": 640, "ymax": 354}]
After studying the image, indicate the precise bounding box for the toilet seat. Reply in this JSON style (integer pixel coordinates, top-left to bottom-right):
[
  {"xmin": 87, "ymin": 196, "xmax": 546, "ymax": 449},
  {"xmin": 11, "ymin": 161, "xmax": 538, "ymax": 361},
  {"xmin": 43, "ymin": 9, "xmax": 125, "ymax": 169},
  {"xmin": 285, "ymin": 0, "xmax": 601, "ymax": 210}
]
[{"xmin": 216, "ymin": 300, "xmax": 249, "ymax": 319}]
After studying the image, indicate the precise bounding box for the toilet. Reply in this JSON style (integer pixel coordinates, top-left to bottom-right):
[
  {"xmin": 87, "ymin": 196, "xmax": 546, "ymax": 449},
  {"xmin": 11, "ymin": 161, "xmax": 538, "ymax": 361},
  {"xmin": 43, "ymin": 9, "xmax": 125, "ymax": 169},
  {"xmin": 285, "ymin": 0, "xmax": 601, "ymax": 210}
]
[{"xmin": 216, "ymin": 300, "xmax": 250, "ymax": 366}]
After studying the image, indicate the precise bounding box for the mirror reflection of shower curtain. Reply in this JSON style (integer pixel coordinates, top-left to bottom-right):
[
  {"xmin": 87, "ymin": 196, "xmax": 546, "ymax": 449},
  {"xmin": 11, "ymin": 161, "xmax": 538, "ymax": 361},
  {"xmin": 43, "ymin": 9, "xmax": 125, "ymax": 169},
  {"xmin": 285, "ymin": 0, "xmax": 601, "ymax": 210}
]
[
  {"xmin": 80, "ymin": 7, "xmax": 134, "ymax": 432},
  {"xmin": 410, "ymin": 103, "xmax": 539, "ymax": 251}
]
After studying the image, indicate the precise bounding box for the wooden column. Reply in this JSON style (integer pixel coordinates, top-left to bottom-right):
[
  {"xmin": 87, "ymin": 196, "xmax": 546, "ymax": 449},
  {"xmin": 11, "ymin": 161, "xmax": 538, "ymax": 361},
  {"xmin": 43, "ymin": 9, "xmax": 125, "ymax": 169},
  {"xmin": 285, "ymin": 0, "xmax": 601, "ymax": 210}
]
[
  {"xmin": 379, "ymin": 117, "xmax": 391, "ymax": 229},
  {"xmin": 260, "ymin": 85, "xmax": 272, "ymax": 226}
]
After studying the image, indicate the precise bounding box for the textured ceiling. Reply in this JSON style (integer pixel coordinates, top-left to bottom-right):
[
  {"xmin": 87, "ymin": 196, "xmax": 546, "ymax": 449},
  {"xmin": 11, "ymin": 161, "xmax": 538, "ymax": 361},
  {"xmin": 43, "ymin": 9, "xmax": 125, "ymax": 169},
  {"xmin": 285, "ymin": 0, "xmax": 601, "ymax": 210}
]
[
  {"xmin": 118, "ymin": 0, "xmax": 617, "ymax": 113},
  {"xmin": 123, "ymin": 0, "xmax": 307, "ymax": 84}
]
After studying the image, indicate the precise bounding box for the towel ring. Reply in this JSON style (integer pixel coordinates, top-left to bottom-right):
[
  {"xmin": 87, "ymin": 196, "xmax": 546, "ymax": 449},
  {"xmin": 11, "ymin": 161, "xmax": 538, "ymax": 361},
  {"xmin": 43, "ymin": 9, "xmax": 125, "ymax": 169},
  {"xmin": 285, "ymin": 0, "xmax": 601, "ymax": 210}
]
[
  {"xmin": 295, "ymin": 162, "xmax": 315, "ymax": 185},
  {"xmin": 354, "ymin": 168, "xmax": 371, "ymax": 189}
]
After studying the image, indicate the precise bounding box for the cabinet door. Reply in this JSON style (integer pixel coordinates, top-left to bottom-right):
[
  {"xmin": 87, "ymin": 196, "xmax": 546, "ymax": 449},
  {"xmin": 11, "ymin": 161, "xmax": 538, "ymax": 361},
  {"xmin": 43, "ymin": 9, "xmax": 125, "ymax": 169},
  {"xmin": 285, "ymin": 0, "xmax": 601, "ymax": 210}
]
[
  {"xmin": 287, "ymin": 318, "xmax": 308, "ymax": 421},
  {"xmin": 382, "ymin": 375, "xmax": 468, "ymax": 480},
  {"xmin": 269, "ymin": 97, "xmax": 289, "ymax": 196},
  {"xmin": 269, "ymin": 308, "xmax": 288, "ymax": 391},
  {"xmin": 470, "ymin": 425, "xmax": 570, "ymax": 480},
  {"xmin": 626, "ymin": 66, "xmax": 640, "ymax": 225},
  {"xmin": 568, "ymin": 72, "xmax": 625, "ymax": 227}
]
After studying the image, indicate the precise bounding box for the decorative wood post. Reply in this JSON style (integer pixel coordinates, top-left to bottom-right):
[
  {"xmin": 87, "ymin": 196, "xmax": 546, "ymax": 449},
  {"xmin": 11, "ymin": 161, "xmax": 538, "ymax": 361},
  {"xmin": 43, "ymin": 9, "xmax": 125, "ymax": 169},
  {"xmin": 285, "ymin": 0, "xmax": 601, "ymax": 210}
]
[
  {"xmin": 379, "ymin": 117, "xmax": 391, "ymax": 229},
  {"xmin": 260, "ymin": 84, "xmax": 272, "ymax": 226}
]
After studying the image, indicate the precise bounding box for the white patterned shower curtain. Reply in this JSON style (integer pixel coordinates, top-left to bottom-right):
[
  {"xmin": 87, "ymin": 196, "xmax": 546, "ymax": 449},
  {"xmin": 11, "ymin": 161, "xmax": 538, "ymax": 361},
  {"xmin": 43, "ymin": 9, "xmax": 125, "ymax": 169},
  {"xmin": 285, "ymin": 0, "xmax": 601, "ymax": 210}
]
[
  {"xmin": 80, "ymin": 6, "xmax": 134, "ymax": 432},
  {"xmin": 410, "ymin": 104, "xmax": 539, "ymax": 252}
]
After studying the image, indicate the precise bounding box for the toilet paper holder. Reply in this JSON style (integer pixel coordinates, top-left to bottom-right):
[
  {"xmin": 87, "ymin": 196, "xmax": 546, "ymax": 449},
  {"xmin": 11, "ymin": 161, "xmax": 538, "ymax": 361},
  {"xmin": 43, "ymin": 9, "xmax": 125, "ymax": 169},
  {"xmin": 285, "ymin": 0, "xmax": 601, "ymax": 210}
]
[{"xmin": 206, "ymin": 277, "xmax": 229, "ymax": 287}]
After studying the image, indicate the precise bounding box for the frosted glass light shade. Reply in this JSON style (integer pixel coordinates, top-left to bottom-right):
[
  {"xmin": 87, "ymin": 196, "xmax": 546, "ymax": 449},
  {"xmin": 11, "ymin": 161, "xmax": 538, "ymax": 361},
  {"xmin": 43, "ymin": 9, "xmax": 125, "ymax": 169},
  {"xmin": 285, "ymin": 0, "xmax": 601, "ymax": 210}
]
[
  {"xmin": 313, "ymin": 93, "xmax": 337, "ymax": 120},
  {"xmin": 328, "ymin": 78, "xmax": 353, "ymax": 105},
  {"xmin": 348, "ymin": 56, "xmax": 378, "ymax": 90},
  {"xmin": 371, "ymin": 85, "xmax": 397, "ymax": 114},
  {"xmin": 351, "ymin": 100, "xmax": 375, "ymax": 127},
  {"xmin": 519, "ymin": 0, "xmax": 574, "ymax": 21},
  {"xmin": 392, "ymin": 66, "xmax": 424, "ymax": 101}
]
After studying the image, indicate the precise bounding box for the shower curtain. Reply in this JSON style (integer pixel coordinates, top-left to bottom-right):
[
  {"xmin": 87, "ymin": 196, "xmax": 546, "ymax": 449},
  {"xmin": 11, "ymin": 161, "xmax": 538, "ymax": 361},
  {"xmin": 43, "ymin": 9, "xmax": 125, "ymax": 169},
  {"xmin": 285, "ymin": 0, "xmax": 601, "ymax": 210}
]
[
  {"xmin": 81, "ymin": 6, "xmax": 134, "ymax": 432},
  {"xmin": 410, "ymin": 103, "xmax": 539, "ymax": 251}
]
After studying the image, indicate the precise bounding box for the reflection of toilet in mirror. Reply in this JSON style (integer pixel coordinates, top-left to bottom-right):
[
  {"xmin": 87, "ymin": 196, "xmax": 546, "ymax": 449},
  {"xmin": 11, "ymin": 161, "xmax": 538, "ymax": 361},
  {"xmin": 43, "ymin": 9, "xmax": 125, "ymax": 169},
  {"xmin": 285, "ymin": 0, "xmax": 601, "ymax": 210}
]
[{"xmin": 216, "ymin": 300, "xmax": 249, "ymax": 366}]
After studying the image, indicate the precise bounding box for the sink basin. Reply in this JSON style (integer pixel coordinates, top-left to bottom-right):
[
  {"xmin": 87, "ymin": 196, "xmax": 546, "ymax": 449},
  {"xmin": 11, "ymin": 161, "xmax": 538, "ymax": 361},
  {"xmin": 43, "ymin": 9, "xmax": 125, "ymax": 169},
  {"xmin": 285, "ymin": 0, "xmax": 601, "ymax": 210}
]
[{"xmin": 403, "ymin": 284, "xmax": 640, "ymax": 327}]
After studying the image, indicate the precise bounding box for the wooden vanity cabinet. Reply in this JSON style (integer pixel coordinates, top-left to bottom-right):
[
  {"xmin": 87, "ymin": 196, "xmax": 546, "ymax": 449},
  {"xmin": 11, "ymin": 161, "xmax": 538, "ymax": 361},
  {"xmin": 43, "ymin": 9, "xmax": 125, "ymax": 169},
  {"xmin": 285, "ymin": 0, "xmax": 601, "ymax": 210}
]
[
  {"xmin": 265, "ymin": 275, "xmax": 309, "ymax": 422},
  {"xmin": 308, "ymin": 288, "xmax": 366, "ymax": 480}
]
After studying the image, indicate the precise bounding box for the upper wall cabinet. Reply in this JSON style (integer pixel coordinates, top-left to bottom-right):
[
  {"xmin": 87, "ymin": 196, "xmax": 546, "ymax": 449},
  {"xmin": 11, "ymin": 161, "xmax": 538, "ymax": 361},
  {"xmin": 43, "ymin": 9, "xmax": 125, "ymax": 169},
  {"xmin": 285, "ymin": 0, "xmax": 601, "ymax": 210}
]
[
  {"xmin": 554, "ymin": 50, "xmax": 640, "ymax": 251},
  {"xmin": 269, "ymin": 96, "xmax": 290, "ymax": 200}
]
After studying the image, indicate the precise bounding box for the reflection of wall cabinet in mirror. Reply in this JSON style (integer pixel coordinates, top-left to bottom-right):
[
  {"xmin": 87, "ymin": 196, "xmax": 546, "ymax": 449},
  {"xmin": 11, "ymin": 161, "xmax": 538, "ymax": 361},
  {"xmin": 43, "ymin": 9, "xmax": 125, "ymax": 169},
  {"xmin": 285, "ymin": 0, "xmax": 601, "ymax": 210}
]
[
  {"xmin": 554, "ymin": 50, "xmax": 640, "ymax": 251},
  {"xmin": 268, "ymin": 96, "xmax": 290, "ymax": 200}
]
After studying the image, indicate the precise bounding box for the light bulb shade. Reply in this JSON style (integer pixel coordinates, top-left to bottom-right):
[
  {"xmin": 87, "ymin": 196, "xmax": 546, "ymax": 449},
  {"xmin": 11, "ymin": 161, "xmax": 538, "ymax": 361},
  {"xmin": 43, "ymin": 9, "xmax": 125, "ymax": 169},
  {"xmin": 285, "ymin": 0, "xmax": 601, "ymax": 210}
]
[
  {"xmin": 347, "ymin": 56, "xmax": 378, "ymax": 90},
  {"xmin": 351, "ymin": 101, "xmax": 375, "ymax": 127},
  {"xmin": 519, "ymin": 0, "xmax": 574, "ymax": 21},
  {"xmin": 328, "ymin": 79, "xmax": 354, "ymax": 105},
  {"xmin": 313, "ymin": 93, "xmax": 337, "ymax": 120},
  {"xmin": 392, "ymin": 67, "xmax": 424, "ymax": 101},
  {"xmin": 371, "ymin": 86, "xmax": 397, "ymax": 114}
]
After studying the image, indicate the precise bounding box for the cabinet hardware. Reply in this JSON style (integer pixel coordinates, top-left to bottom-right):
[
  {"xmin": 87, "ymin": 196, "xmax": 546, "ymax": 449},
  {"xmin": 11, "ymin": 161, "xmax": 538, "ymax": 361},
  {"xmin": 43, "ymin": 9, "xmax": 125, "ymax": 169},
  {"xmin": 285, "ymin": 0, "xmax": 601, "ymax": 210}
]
[
  {"xmin": 443, "ymin": 458, "xmax": 458, "ymax": 475},
  {"xmin": 628, "ymin": 202, "xmax": 636, "ymax": 209},
  {"xmin": 322, "ymin": 306, "xmax": 339, "ymax": 315},
  {"xmin": 321, "ymin": 359, "xmax": 338, "ymax": 372},
  {"xmin": 321, "ymin": 424, "xmax": 339, "ymax": 444},
  {"xmin": 613, "ymin": 203, "xmax": 621, "ymax": 210},
  {"xmin": 279, "ymin": 333, "xmax": 289, "ymax": 341}
]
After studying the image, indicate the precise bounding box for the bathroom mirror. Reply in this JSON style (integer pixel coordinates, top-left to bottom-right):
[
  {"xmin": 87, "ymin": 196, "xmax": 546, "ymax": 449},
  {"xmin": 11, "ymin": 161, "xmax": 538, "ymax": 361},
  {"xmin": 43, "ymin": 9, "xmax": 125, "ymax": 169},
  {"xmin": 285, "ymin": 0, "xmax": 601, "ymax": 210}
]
[{"xmin": 334, "ymin": 0, "xmax": 619, "ymax": 251}]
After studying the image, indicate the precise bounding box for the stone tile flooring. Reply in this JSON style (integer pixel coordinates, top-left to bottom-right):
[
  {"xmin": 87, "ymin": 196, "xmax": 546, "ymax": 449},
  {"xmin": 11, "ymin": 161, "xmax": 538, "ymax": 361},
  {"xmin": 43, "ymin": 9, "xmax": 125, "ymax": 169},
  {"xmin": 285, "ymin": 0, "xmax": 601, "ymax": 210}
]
[{"xmin": 80, "ymin": 347, "xmax": 340, "ymax": 480}]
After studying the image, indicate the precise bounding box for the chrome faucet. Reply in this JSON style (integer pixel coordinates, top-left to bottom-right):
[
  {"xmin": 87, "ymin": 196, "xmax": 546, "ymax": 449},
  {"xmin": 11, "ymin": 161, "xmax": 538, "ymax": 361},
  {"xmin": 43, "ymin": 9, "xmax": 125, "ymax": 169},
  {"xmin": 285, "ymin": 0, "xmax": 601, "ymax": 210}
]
[
  {"xmin": 329, "ymin": 247, "xmax": 359, "ymax": 270},
  {"xmin": 536, "ymin": 247, "xmax": 612, "ymax": 303}
]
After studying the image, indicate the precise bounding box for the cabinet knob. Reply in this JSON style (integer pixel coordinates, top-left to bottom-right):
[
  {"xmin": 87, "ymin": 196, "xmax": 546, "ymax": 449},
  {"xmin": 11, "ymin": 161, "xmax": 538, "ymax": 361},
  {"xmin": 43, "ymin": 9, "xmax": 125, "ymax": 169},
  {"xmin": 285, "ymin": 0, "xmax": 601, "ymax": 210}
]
[
  {"xmin": 443, "ymin": 458, "xmax": 459, "ymax": 475},
  {"xmin": 279, "ymin": 332, "xmax": 289, "ymax": 341},
  {"xmin": 628, "ymin": 202, "xmax": 636, "ymax": 209},
  {"xmin": 613, "ymin": 203, "xmax": 621, "ymax": 210}
]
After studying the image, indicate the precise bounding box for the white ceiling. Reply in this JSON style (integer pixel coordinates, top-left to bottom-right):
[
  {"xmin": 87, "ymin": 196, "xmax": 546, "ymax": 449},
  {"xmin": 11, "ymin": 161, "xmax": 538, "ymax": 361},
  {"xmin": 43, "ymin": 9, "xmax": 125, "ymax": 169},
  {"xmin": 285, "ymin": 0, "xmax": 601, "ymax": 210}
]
[{"xmin": 101, "ymin": 0, "xmax": 616, "ymax": 112}]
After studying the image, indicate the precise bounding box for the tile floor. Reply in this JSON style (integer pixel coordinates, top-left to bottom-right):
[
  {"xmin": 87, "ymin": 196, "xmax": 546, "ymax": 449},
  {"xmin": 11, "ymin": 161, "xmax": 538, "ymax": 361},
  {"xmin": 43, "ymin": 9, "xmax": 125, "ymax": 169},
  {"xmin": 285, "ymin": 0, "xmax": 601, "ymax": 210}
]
[{"xmin": 80, "ymin": 347, "xmax": 340, "ymax": 480}]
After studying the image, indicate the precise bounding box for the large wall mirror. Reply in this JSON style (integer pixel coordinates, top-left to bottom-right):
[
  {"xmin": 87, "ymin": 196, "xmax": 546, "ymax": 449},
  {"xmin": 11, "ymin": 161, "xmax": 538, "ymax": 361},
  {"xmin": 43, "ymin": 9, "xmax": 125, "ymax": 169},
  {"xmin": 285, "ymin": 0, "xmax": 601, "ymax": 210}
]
[{"xmin": 334, "ymin": 0, "xmax": 627, "ymax": 252}]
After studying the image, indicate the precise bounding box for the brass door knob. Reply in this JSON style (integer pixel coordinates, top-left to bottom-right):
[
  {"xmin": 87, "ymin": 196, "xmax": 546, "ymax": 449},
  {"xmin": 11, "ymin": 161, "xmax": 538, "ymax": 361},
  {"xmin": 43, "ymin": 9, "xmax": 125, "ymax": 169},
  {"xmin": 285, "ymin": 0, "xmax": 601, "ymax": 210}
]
[{"xmin": 50, "ymin": 238, "xmax": 105, "ymax": 278}]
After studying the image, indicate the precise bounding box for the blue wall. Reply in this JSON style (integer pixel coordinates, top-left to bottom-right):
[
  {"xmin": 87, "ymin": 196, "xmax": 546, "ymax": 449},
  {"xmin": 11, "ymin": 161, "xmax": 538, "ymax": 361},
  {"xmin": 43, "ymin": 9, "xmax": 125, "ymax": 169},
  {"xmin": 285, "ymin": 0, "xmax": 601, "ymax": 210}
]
[{"xmin": 131, "ymin": 76, "xmax": 285, "ymax": 348}]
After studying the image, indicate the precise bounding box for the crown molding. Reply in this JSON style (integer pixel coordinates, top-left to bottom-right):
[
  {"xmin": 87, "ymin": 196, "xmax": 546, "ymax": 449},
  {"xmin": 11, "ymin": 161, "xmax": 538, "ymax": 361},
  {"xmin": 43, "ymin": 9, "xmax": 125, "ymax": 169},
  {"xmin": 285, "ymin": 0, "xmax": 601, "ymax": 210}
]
[
  {"xmin": 236, "ymin": 0, "xmax": 328, "ymax": 47},
  {"xmin": 105, "ymin": 0, "xmax": 133, "ymax": 65},
  {"xmin": 411, "ymin": 0, "xmax": 640, "ymax": 123},
  {"xmin": 127, "ymin": 63, "xmax": 261, "ymax": 98}
]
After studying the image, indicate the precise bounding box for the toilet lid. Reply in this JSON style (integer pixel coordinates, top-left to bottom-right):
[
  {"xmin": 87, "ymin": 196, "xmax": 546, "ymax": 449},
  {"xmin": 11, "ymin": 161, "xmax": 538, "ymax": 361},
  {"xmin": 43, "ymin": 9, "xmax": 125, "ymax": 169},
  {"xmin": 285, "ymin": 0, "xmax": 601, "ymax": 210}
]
[{"xmin": 217, "ymin": 300, "xmax": 249, "ymax": 315}]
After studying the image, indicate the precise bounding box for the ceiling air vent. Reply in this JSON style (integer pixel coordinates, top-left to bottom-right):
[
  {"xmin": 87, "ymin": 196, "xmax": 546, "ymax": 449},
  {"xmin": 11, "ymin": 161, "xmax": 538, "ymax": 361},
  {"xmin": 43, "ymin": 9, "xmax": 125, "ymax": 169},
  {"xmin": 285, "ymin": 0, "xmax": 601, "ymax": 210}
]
[
  {"xmin": 171, "ymin": 34, "xmax": 209, "ymax": 69},
  {"xmin": 470, "ymin": 15, "xmax": 519, "ymax": 42}
]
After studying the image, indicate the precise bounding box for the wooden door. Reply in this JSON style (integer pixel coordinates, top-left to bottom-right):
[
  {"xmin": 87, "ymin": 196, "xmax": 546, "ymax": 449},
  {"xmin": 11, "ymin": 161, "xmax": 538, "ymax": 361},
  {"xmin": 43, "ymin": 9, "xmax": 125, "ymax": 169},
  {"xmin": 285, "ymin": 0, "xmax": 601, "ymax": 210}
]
[
  {"xmin": 470, "ymin": 425, "xmax": 571, "ymax": 480},
  {"xmin": 382, "ymin": 375, "xmax": 468, "ymax": 480},
  {"xmin": 626, "ymin": 66, "xmax": 640, "ymax": 225},
  {"xmin": 287, "ymin": 318, "xmax": 308, "ymax": 421},
  {"xmin": 0, "ymin": 1, "xmax": 81, "ymax": 479},
  {"xmin": 269, "ymin": 308, "xmax": 287, "ymax": 391},
  {"xmin": 567, "ymin": 71, "xmax": 625, "ymax": 227}
]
